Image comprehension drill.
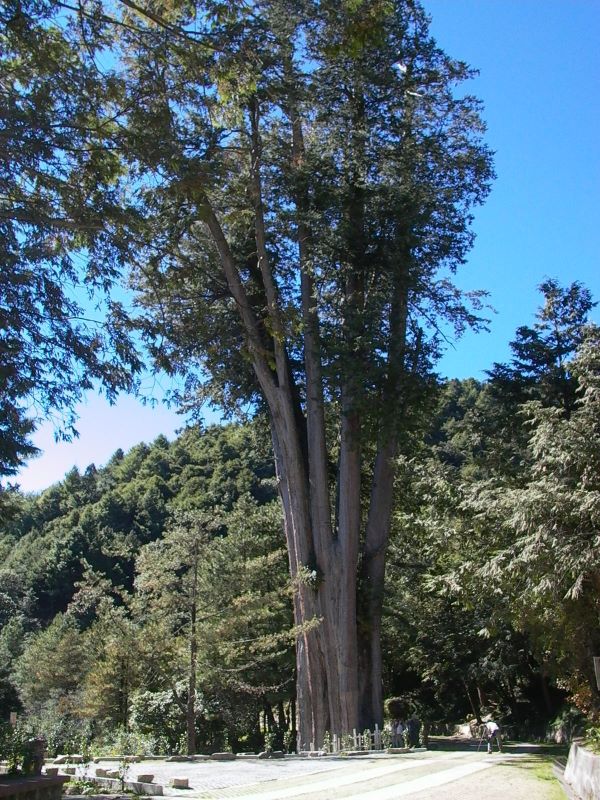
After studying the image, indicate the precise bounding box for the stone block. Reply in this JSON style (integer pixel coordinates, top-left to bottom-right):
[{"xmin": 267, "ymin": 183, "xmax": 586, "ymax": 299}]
[
  {"xmin": 105, "ymin": 770, "xmax": 120, "ymax": 779},
  {"xmin": 209, "ymin": 752, "xmax": 236, "ymax": 761},
  {"xmin": 95, "ymin": 769, "xmax": 109, "ymax": 778},
  {"xmin": 166, "ymin": 756, "xmax": 191, "ymax": 762},
  {"xmin": 126, "ymin": 780, "xmax": 163, "ymax": 796},
  {"xmin": 136, "ymin": 774, "xmax": 154, "ymax": 783},
  {"xmin": 171, "ymin": 777, "xmax": 189, "ymax": 789},
  {"xmin": 54, "ymin": 754, "xmax": 84, "ymax": 764},
  {"xmin": 44, "ymin": 768, "xmax": 59, "ymax": 777}
]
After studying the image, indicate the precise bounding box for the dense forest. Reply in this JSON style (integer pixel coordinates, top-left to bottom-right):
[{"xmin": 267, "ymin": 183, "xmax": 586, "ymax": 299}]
[{"xmin": 1, "ymin": 280, "xmax": 598, "ymax": 755}]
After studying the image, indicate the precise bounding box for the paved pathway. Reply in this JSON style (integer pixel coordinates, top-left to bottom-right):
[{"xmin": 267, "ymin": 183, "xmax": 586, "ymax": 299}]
[{"xmin": 86, "ymin": 749, "xmax": 566, "ymax": 800}]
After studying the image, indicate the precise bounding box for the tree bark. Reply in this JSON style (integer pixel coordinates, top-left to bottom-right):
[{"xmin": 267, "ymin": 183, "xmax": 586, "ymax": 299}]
[
  {"xmin": 288, "ymin": 82, "xmax": 362, "ymax": 744},
  {"xmin": 187, "ymin": 543, "xmax": 198, "ymax": 755},
  {"xmin": 358, "ymin": 272, "xmax": 409, "ymax": 728}
]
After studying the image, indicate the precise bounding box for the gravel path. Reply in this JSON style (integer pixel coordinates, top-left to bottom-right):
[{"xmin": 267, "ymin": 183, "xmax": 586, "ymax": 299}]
[{"xmin": 77, "ymin": 748, "xmax": 566, "ymax": 800}]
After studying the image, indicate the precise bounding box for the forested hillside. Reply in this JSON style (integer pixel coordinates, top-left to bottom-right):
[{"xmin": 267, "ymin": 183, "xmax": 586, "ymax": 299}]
[
  {"xmin": 0, "ymin": 423, "xmax": 294, "ymax": 754},
  {"xmin": 1, "ymin": 281, "xmax": 599, "ymax": 754}
]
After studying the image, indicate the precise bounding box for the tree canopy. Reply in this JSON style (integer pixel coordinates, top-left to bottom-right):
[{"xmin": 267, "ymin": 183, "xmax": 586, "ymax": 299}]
[
  {"xmin": 4, "ymin": 0, "xmax": 494, "ymax": 745},
  {"xmin": 1, "ymin": 0, "xmax": 144, "ymax": 482}
]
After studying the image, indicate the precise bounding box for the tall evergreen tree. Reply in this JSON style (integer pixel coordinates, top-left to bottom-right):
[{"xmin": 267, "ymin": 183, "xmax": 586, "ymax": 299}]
[
  {"xmin": 488, "ymin": 279, "xmax": 596, "ymax": 414},
  {"xmin": 7, "ymin": 0, "xmax": 493, "ymax": 744}
]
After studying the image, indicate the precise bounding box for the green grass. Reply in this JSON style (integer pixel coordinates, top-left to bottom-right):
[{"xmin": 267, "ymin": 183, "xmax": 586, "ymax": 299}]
[{"xmin": 499, "ymin": 753, "xmax": 567, "ymax": 800}]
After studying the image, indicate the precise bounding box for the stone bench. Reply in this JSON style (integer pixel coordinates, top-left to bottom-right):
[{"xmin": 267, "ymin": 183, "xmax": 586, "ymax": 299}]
[{"xmin": 0, "ymin": 775, "xmax": 69, "ymax": 800}]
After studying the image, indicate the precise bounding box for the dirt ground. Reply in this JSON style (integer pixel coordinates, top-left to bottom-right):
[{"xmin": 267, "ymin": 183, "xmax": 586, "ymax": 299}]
[{"xmin": 407, "ymin": 756, "xmax": 567, "ymax": 800}]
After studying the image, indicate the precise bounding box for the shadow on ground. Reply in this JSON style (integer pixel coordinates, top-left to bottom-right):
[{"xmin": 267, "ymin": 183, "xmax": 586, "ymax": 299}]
[{"xmin": 428, "ymin": 736, "xmax": 567, "ymax": 757}]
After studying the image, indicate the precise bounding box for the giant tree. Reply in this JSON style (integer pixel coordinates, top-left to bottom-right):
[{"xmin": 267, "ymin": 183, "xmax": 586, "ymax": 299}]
[{"xmin": 53, "ymin": 0, "xmax": 493, "ymax": 745}]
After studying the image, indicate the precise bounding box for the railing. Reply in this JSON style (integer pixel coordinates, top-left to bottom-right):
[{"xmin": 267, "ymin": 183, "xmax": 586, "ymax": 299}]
[{"xmin": 307, "ymin": 725, "xmax": 388, "ymax": 754}]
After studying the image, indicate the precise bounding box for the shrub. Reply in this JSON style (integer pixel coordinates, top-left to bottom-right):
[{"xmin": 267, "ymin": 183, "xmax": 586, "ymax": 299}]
[{"xmin": 0, "ymin": 722, "xmax": 28, "ymax": 774}]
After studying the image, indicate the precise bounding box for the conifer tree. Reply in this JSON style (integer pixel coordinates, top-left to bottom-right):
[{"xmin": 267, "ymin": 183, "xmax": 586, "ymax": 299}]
[{"xmin": 8, "ymin": 0, "xmax": 493, "ymax": 744}]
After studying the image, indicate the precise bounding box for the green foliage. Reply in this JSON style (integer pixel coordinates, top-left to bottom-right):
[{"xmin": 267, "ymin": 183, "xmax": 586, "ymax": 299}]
[
  {"xmin": 488, "ymin": 280, "xmax": 596, "ymax": 414},
  {"xmin": 19, "ymin": 705, "xmax": 91, "ymax": 758},
  {"xmin": 14, "ymin": 614, "xmax": 87, "ymax": 712},
  {"xmin": 0, "ymin": 722, "xmax": 28, "ymax": 774},
  {"xmin": 92, "ymin": 727, "xmax": 158, "ymax": 758},
  {"xmin": 2, "ymin": 0, "xmax": 496, "ymax": 742},
  {"xmin": 3, "ymin": 284, "xmax": 598, "ymax": 745},
  {"xmin": 0, "ymin": 0, "xmax": 143, "ymax": 482},
  {"xmin": 263, "ymin": 730, "xmax": 276, "ymax": 753},
  {"xmin": 585, "ymin": 724, "xmax": 600, "ymax": 754},
  {"xmin": 129, "ymin": 691, "xmax": 184, "ymax": 754},
  {"xmin": 63, "ymin": 779, "xmax": 103, "ymax": 796},
  {"xmin": 0, "ymin": 420, "xmax": 288, "ymax": 751},
  {"xmin": 384, "ymin": 697, "xmax": 408, "ymax": 719},
  {"xmin": 1, "ymin": 0, "xmax": 597, "ymax": 724},
  {"xmin": 381, "ymin": 282, "xmax": 600, "ymax": 729}
]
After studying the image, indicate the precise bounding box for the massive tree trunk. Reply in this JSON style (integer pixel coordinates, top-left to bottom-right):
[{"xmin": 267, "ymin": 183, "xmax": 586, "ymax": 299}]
[
  {"xmin": 289, "ymin": 82, "xmax": 362, "ymax": 745},
  {"xmin": 202, "ymin": 91, "xmax": 406, "ymax": 748}
]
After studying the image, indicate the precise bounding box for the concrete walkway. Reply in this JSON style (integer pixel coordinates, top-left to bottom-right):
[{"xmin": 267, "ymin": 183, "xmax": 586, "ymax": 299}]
[{"xmin": 82, "ymin": 749, "xmax": 566, "ymax": 800}]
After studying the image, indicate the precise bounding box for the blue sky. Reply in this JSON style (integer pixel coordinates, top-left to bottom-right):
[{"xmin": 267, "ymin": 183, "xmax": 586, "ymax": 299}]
[{"xmin": 15, "ymin": 0, "xmax": 600, "ymax": 493}]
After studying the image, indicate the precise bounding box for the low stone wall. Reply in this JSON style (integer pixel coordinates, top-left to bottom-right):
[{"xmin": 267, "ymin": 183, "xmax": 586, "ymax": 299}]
[
  {"xmin": 0, "ymin": 775, "xmax": 69, "ymax": 800},
  {"xmin": 564, "ymin": 739, "xmax": 600, "ymax": 800},
  {"xmin": 87, "ymin": 777, "xmax": 162, "ymax": 796}
]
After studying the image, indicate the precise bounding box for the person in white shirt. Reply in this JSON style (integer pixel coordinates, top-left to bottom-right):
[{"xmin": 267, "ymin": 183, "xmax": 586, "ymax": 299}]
[{"xmin": 484, "ymin": 718, "xmax": 502, "ymax": 753}]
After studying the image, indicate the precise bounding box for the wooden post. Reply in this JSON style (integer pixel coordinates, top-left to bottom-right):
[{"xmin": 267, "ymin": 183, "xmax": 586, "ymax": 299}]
[{"xmin": 374, "ymin": 723, "xmax": 381, "ymax": 750}]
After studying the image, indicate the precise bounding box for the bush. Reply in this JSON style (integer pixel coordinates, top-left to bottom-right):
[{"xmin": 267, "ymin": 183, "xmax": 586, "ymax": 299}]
[
  {"xmin": 584, "ymin": 724, "xmax": 600, "ymax": 754},
  {"xmin": 15, "ymin": 702, "xmax": 92, "ymax": 757},
  {"xmin": 384, "ymin": 697, "xmax": 409, "ymax": 719},
  {"xmin": 0, "ymin": 722, "xmax": 28, "ymax": 774},
  {"xmin": 547, "ymin": 707, "xmax": 586, "ymax": 744},
  {"xmin": 129, "ymin": 690, "xmax": 184, "ymax": 753},
  {"xmin": 91, "ymin": 727, "xmax": 160, "ymax": 757}
]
